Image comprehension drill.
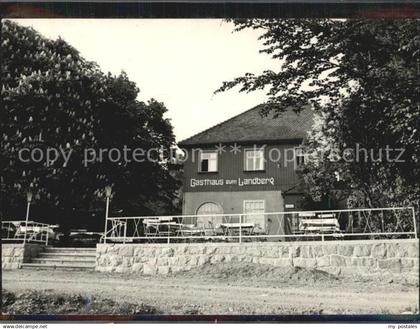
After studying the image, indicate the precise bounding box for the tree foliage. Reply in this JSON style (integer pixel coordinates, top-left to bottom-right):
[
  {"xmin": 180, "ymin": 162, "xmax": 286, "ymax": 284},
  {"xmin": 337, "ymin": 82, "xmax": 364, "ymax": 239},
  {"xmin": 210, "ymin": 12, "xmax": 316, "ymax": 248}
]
[
  {"xmin": 1, "ymin": 20, "xmax": 180, "ymax": 230},
  {"xmin": 218, "ymin": 19, "xmax": 419, "ymax": 209}
]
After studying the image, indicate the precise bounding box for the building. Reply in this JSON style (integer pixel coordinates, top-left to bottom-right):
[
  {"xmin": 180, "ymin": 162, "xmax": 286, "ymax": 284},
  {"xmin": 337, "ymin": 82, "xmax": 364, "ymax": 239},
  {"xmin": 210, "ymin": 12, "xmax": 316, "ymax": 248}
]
[{"xmin": 178, "ymin": 104, "xmax": 313, "ymax": 233}]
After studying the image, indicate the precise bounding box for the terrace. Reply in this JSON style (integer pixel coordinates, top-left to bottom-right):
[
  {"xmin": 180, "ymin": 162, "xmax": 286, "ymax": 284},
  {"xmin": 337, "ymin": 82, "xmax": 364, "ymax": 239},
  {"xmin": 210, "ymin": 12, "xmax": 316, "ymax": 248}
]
[
  {"xmin": 2, "ymin": 207, "xmax": 416, "ymax": 246},
  {"xmin": 1, "ymin": 220, "xmax": 54, "ymax": 245},
  {"xmin": 101, "ymin": 207, "xmax": 418, "ymax": 244}
]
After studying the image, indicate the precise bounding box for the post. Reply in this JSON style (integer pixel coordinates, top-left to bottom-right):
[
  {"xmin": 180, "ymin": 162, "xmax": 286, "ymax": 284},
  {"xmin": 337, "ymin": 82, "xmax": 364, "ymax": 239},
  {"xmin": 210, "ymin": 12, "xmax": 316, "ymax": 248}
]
[
  {"xmin": 23, "ymin": 202, "xmax": 30, "ymax": 245},
  {"xmin": 24, "ymin": 192, "xmax": 32, "ymax": 246},
  {"xmin": 381, "ymin": 210, "xmax": 384, "ymax": 233},
  {"xmin": 348, "ymin": 211, "xmax": 353, "ymax": 234},
  {"xmin": 104, "ymin": 186, "xmax": 112, "ymax": 244},
  {"xmin": 412, "ymin": 207, "xmax": 418, "ymax": 239},
  {"xmin": 239, "ymin": 214, "xmax": 242, "ymax": 244},
  {"xmin": 104, "ymin": 196, "xmax": 109, "ymax": 244},
  {"xmin": 45, "ymin": 225, "xmax": 49, "ymax": 246},
  {"xmin": 123, "ymin": 220, "xmax": 127, "ymax": 244}
]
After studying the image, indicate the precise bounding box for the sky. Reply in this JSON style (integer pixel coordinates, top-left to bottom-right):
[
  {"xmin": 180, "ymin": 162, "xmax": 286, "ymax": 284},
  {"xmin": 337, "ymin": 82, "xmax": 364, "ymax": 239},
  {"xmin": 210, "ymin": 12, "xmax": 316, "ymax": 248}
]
[{"xmin": 14, "ymin": 19, "xmax": 279, "ymax": 142}]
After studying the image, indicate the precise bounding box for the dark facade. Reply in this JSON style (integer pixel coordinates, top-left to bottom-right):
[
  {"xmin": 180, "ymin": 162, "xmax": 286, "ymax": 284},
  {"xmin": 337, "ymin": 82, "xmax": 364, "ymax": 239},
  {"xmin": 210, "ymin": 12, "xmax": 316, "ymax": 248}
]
[
  {"xmin": 182, "ymin": 142, "xmax": 303, "ymax": 194},
  {"xmin": 178, "ymin": 105, "xmax": 313, "ymax": 231}
]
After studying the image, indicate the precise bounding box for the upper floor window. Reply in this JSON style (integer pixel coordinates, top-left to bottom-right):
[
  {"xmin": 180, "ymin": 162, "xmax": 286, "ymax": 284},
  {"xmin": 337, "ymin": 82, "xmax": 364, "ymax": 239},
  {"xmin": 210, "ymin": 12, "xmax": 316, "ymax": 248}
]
[
  {"xmin": 199, "ymin": 151, "xmax": 218, "ymax": 172},
  {"xmin": 295, "ymin": 147, "xmax": 305, "ymax": 167},
  {"xmin": 244, "ymin": 149, "xmax": 265, "ymax": 171}
]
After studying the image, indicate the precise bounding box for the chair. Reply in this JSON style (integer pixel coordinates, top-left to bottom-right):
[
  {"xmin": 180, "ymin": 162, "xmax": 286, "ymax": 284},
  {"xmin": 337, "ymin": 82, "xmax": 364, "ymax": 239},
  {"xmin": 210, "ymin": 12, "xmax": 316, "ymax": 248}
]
[{"xmin": 143, "ymin": 218, "xmax": 160, "ymax": 242}]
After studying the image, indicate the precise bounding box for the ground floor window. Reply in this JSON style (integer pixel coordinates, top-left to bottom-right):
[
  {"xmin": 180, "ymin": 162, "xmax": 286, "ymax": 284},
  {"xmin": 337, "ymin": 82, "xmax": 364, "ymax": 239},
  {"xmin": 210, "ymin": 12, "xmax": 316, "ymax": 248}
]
[
  {"xmin": 243, "ymin": 200, "xmax": 266, "ymax": 232},
  {"xmin": 196, "ymin": 202, "xmax": 223, "ymax": 229}
]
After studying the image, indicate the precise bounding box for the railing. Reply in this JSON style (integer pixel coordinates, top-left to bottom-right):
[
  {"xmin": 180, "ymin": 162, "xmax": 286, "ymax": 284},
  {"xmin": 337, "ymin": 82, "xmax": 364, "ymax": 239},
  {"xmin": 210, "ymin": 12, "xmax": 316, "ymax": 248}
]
[
  {"xmin": 102, "ymin": 207, "xmax": 417, "ymax": 244},
  {"xmin": 1, "ymin": 220, "xmax": 53, "ymax": 245}
]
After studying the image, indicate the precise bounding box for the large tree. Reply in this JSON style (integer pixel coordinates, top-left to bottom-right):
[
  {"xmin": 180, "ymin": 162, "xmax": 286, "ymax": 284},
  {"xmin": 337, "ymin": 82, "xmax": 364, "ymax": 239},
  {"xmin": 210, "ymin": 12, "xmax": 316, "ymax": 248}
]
[
  {"xmin": 217, "ymin": 19, "xmax": 419, "ymax": 212},
  {"xmin": 1, "ymin": 20, "xmax": 180, "ymax": 230}
]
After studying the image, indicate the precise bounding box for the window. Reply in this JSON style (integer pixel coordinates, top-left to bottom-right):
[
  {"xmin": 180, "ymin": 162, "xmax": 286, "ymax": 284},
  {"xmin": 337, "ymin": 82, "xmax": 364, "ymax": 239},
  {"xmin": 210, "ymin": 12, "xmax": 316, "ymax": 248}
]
[
  {"xmin": 295, "ymin": 147, "xmax": 305, "ymax": 167},
  {"xmin": 199, "ymin": 151, "xmax": 218, "ymax": 172},
  {"xmin": 243, "ymin": 200, "xmax": 265, "ymax": 232},
  {"xmin": 244, "ymin": 149, "xmax": 265, "ymax": 171}
]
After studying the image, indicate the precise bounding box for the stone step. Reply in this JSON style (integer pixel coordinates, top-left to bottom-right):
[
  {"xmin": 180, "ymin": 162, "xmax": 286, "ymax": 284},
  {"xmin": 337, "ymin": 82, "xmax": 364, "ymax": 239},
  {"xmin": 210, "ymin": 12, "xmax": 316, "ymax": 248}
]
[
  {"xmin": 21, "ymin": 263, "xmax": 95, "ymax": 270},
  {"xmin": 43, "ymin": 247, "xmax": 96, "ymax": 254},
  {"xmin": 38, "ymin": 252, "xmax": 96, "ymax": 259},
  {"xmin": 31, "ymin": 258, "xmax": 95, "ymax": 265},
  {"xmin": 22, "ymin": 246, "xmax": 97, "ymax": 270}
]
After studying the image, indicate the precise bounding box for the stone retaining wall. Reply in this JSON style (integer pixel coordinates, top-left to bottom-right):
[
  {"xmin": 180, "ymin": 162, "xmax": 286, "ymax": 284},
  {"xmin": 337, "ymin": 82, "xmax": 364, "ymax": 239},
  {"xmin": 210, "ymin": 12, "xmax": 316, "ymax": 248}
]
[
  {"xmin": 1, "ymin": 243, "xmax": 44, "ymax": 269},
  {"xmin": 96, "ymin": 239, "xmax": 418, "ymax": 278}
]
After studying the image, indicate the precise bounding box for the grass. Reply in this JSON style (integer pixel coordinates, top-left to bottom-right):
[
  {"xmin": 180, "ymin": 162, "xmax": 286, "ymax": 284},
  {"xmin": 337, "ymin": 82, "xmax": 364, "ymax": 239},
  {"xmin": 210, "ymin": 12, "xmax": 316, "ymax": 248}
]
[{"xmin": 1, "ymin": 289, "xmax": 161, "ymax": 315}]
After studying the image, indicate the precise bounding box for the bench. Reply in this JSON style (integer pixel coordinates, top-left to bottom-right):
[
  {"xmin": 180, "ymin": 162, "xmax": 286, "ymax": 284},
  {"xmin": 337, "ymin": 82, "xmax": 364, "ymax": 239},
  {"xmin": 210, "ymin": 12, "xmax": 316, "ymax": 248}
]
[
  {"xmin": 298, "ymin": 213, "xmax": 343, "ymax": 237},
  {"xmin": 176, "ymin": 224, "xmax": 206, "ymax": 237}
]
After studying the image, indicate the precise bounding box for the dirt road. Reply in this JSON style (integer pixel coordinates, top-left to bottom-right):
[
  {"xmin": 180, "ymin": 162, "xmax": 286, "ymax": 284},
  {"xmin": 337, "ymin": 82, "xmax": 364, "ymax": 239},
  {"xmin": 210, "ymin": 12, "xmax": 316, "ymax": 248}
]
[{"xmin": 2, "ymin": 265, "xmax": 419, "ymax": 315}]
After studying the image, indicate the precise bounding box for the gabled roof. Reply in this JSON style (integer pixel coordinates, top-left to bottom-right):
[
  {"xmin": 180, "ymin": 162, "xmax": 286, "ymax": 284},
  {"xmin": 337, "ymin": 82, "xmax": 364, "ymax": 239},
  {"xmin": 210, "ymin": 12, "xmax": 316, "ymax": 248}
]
[{"xmin": 178, "ymin": 104, "xmax": 313, "ymax": 147}]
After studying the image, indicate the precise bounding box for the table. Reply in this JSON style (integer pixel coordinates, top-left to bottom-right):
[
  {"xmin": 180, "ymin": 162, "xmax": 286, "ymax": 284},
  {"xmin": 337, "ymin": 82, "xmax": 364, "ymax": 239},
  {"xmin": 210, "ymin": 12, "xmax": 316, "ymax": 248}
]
[
  {"xmin": 220, "ymin": 223, "xmax": 255, "ymax": 236},
  {"xmin": 144, "ymin": 219, "xmax": 183, "ymax": 237}
]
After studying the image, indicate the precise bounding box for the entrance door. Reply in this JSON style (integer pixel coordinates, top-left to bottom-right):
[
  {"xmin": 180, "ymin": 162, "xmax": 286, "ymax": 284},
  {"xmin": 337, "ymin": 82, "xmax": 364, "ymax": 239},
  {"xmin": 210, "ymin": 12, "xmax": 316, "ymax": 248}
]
[
  {"xmin": 196, "ymin": 202, "xmax": 224, "ymax": 230},
  {"xmin": 243, "ymin": 200, "xmax": 266, "ymax": 232}
]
